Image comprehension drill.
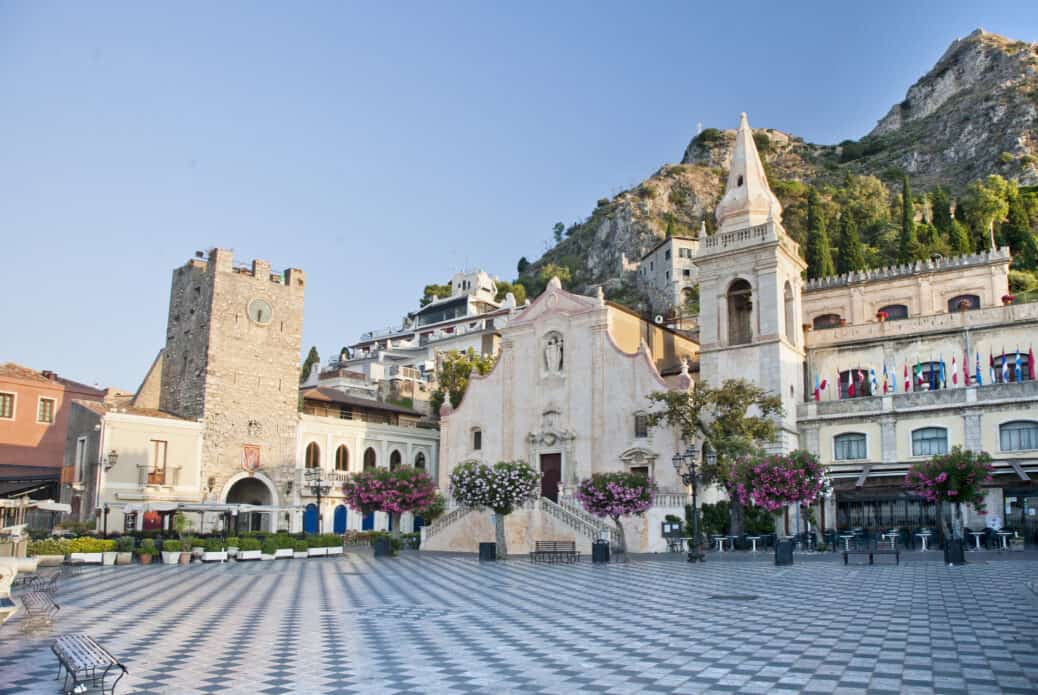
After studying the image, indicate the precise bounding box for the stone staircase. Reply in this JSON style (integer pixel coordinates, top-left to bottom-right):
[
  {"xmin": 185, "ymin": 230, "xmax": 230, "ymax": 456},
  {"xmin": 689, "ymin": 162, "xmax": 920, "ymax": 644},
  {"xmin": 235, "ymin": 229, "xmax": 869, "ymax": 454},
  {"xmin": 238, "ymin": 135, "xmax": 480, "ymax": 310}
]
[
  {"xmin": 421, "ymin": 505, "xmax": 472, "ymax": 542},
  {"xmin": 542, "ymin": 496, "xmax": 615, "ymax": 545}
]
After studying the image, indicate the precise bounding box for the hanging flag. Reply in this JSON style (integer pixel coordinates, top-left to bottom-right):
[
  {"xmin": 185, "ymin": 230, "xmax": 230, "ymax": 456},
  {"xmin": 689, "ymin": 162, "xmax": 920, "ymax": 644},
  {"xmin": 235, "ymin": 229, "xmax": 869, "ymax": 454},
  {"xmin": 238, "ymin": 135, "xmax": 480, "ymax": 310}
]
[
  {"xmin": 1015, "ymin": 347, "xmax": 1023, "ymax": 383},
  {"xmin": 1029, "ymin": 346, "xmax": 1035, "ymax": 381},
  {"xmin": 939, "ymin": 356, "xmax": 946, "ymax": 390},
  {"xmin": 869, "ymin": 368, "xmax": 878, "ymax": 396},
  {"xmin": 890, "ymin": 364, "xmax": 896, "ymax": 393},
  {"xmin": 848, "ymin": 370, "xmax": 855, "ymax": 397},
  {"xmin": 915, "ymin": 357, "xmax": 924, "ymax": 388},
  {"xmin": 963, "ymin": 350, "xmax": 970, "ymax": 386},
  {"xmin": 975, "ymin": 352, "xmax": 983, "ymax": 386},
  {"xmin": 1001, "ymin": 348, "xmax": 1009, "ymax": 383},
  {"xmin": 813, "ymin": 374, "xmax": 821, "ymax": 402},
  {"xmin": 904, "ymin": 364, "xmax": 911, "ymax": 392},
  {"xmin": 951, "ymin": 355, "xmax": 958, "ymax": 386},
  {"xmin": 989, "ymin": 352, "xmax": 995, "ymax": 385},
  {"xmin": 882, "ymin": 364, "xmax": 890, "ymax": 394},
  {"xmin": 819, "ymin": 376, "xmax": 828, "ymax": 397}
]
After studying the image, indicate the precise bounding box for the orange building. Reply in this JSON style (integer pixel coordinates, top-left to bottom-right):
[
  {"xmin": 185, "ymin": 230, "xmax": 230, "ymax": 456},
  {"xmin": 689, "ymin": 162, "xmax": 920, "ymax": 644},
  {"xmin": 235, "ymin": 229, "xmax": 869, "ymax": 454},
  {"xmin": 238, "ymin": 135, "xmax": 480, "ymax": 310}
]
[{"xmin": 0, "ymin": 363, "xmax": 105, "ymax": 500}]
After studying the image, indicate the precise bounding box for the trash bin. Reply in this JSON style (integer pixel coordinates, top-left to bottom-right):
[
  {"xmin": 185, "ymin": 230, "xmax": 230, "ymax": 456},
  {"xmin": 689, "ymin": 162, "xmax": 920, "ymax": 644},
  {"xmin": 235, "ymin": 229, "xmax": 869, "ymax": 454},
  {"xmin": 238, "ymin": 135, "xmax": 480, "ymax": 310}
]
[
  {"xmin": 478, "ymin": 542, "xmax": 497, "ymax": 561},
  {"xmin": 592, "ymin": 539, "xmax": 610, "ymax": 564},
  {"xmin": 774, "ymin": 538, "xmax": 794, "ymax": 566},
  {"xmin": 944, "ymin": 538, "xmax": 966, "ymax": 566},
  {"xmin": 373, "ymin": 537, "xmax": 392, "ymax": 558}
]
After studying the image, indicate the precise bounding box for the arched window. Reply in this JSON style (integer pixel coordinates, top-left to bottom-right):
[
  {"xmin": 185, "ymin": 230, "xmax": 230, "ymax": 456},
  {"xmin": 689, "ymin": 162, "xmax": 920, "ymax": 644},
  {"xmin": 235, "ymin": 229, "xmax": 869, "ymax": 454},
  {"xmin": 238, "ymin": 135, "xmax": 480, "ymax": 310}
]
[
  {"xmin": 911, "ymin": 427, "xmax": 948, "ymax": 457},
  {"xmin": 390, "ymin": 450, "xmax": 402, "ymax": 471},
  {"xmin": 834, "ymin": 433, "xmax": 867, "ymax": 460},
  {"xmin": 335, "ymin": 445, "xmax": 349, "ymax": 471},
  {"xmin": 813, "ymin": 313, "xmax": 842, "ymax": 330},
  {"xmin": 363, "ymin": 447, "xmax": 376, "ymax": 471},
  {"xmin": 948, "ymin": 294, "xmax": 980, "ymax": 312},
  {"xmin": 993, "ymin": 352, "xmax": 1032, "ymax": 383},
  {"xmin": 472, "ymin": 428, "xmax": 482, "ymax": 451},
  {"xmin": 727, "ymin": 279, "xmax": 753, "ymax": 345},
  {"xmin": 414, "ymin": 452, "xmax": 426, "ymax": 469},
  {"xmin": 1000, "ymin": 421, "xmax": 1038, "ymax": 451},
  {"xmin": 877, "ymin": 304, "xmax": 908, "ymax": 321},
  {"xmin": 305, "ymin": 442, "xmax": 320, "ymax": 469},
  {"xmin": 784, "ymin": 281, "xmax": 796, "ymax": 344},
  {"xmin": 838, "ymin": 369, "xmax": 874, "ymax": 399}
]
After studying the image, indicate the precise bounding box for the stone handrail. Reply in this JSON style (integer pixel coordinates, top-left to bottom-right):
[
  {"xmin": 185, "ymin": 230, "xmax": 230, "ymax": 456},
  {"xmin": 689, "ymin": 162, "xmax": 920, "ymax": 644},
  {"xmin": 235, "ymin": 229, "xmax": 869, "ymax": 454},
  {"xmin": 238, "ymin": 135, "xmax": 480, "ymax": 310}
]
[
  {"xmin": 557, "ymin": 495, "xmax": 610, "ymax": 530},
  {"xmin": 423, "ymin": 505, "xmax": 472, "ymax": 540},
  {"xmin": 540, "ymin": 497, "xmax": 614, "ymax": 544},
  {"xmin": 654, "ymin": 491, "xmax": 691, "ymax": 508}
]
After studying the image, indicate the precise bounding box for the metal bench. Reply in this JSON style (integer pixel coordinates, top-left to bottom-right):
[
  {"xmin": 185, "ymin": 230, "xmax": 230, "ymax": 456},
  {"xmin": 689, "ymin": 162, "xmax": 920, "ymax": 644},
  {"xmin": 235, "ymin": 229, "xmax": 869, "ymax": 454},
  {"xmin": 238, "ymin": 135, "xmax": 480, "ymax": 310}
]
[
  {"xmin": 20, "ymin": 591, "xmax": 60, "ymax": 633},
  {"xmin": 530, "ymin": 540, "xmax": 580, "ymax": 563},
  {"xmin": 843, "ymin": 549, "xmax": 900, "ymax": 566},
  {"xmin": 52, "ymin": 633, "xmax": 127, "ymax": 694}
]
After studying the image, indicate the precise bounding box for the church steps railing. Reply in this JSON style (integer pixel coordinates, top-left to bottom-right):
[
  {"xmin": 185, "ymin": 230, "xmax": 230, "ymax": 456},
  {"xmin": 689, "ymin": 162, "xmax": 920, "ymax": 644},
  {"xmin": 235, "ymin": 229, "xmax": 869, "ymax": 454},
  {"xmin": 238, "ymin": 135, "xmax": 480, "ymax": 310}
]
[
  {"xmin": 541, "ymin": 497, "xmax": 614, "ymax": 544},
  {"xmin": 655, "ymin": 492, "xmax": 692, "ymax": 508},
  {"xmin": 422, "ymin": 505, "xmax": 473, "ymax": 540}
]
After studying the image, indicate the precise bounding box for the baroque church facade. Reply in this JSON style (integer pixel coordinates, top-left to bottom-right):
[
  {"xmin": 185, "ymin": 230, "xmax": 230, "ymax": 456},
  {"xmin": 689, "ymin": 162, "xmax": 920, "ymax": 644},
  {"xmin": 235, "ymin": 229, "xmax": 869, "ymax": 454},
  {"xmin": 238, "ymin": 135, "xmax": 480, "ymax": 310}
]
[{"xmin": 430, "ymin": 113, "xmax": 1038, "ymax": 552}]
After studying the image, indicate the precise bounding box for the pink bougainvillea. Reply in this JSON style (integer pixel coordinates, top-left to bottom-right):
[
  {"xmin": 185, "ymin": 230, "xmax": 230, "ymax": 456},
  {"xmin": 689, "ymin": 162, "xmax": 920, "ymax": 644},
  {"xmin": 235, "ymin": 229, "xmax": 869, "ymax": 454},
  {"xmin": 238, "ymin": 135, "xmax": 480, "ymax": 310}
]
[
  {"xmin": 729, "ymin": 450, "xmax": 829, "ymax": 512},
  {"xmin": 342, "ymin": 466, "xmax": 438, "ymax": 516},
  {"xmin": 574, "ymin": 472, "xmax": 657, "ymax": 520},
  {"xmin": 903, "ymin": 446, "xmax": 993, "ymax": 511}
]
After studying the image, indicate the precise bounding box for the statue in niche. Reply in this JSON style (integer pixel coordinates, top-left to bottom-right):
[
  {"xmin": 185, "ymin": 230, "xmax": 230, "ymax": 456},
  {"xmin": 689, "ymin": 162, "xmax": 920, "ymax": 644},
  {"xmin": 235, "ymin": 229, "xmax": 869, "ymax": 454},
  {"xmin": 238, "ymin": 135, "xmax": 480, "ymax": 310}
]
[{"xmin": 543, "ymin": 334, "xmax": 564, "ymax": 373}]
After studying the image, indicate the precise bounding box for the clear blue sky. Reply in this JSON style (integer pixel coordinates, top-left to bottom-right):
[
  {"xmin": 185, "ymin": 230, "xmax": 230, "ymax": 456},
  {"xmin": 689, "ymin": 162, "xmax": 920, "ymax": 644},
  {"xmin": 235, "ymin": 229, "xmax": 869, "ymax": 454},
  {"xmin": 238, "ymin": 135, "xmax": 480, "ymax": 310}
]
[{"xmin": 3, "ymin": 1, "xmax": 1036, "ymax": 390}]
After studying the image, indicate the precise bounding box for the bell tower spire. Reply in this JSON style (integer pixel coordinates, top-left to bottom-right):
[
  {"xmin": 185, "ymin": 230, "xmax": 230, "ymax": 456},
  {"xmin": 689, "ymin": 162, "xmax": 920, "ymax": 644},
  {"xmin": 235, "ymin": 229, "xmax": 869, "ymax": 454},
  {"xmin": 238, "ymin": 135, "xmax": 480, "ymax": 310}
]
[{"xmin": 714, "ymin": 113, "xmax": 783, "ymax": 234}]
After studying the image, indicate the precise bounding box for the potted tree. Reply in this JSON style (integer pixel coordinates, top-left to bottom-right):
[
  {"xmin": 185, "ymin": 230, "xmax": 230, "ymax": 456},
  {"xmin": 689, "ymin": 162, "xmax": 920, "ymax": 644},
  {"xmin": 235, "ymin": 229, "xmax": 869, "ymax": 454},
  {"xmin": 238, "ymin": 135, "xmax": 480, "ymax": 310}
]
[
  {"xmin": 136, "ymin": 539, "xmax": 157, "ymax": 565},
  {"xmin": 575, "ymin": 471, "xmax": 658, "ymax": 562},
  {"xmin": 904, "ymin": 447, "xmax": 993, "ymax": 566},
  {"xmin": 342, "ymin": 465, "xmax": 438, "ymax": 558},
  {"xmin": 161, "ymin": 540, "xmax": 182, "ymax": 565},
  {"xmin": 236, "ymin": 537, "xmax": 261, "ymax": 561},
  {"xmin": 448, "ymin": 460, "xmax": 541, "ymax": 559},
  {"xmin": 114, "ymin": 537, "xmax": 135, "ymax": 565}
]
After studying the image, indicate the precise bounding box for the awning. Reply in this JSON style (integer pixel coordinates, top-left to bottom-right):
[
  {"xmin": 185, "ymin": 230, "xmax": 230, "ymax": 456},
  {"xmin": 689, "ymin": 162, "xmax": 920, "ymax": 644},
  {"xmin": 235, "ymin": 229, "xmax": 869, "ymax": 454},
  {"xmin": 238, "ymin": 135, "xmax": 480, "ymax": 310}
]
[
  {"xmin": 0, "ymin": 498, "xmax": 71, "ymax": 513},
  {"xmin": 119, "ymin": 502, "xmax": 303, "ymax": 514}
]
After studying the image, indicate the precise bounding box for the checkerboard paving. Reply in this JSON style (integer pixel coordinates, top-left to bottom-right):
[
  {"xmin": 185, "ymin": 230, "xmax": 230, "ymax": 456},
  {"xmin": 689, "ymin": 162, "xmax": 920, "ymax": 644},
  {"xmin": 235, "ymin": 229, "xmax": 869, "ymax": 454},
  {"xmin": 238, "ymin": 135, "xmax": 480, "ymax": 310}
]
[{"xmin": 2, "ymin": 553, "xmax": 1037, "ymax": 694}]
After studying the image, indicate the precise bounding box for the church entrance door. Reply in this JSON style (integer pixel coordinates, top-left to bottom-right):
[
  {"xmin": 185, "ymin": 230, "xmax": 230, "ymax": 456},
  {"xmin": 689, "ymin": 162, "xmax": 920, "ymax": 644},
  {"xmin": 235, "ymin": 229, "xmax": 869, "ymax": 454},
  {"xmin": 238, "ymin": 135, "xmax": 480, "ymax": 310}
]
[{"xmin": 540, "ymin": 453, "xmax": 561, "ymax": 502}]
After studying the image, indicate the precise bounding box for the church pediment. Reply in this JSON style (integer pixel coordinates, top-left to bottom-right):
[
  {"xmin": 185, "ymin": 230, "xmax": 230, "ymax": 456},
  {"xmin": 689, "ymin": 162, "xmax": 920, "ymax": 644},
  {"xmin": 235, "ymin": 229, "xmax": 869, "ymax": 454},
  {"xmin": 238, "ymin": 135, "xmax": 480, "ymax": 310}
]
[
  {"xmin": 510, "ymin": 278, "xmax": 602, "ymax": 326},
  {"xmin": 619, "ymin": 447, "xmax": 658, "ymax": 466}
]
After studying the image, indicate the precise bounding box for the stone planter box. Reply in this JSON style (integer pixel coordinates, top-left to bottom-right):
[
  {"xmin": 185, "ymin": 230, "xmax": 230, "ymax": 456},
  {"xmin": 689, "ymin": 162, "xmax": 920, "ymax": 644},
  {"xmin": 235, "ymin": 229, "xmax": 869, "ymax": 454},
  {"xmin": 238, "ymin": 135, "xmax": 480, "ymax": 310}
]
[
  {"xmin": 274, "ymin": 548, "xmax": 294, "ymax": 559},
  {"xmin": 70, "ymin": 552, "xmax": 103, "ymax": 564},
  {"xmin": 326, "ymin": 546, "xmax": 343, "ymax": 556},
  {"xmin": 161, "ymin": 551, "xmax": 180, "ymax": 565},
  {"xmin": 306, "ymin": 547, "xmax": 327, "ymax": 557},
  {"xmin": 191, "ymin": 548, "xmax": 204, "ymax": 559},
  {"xmin": 259, "ymin": 554, "xmax": 275, "ymax": 561},
  {"xmin": 236, "ymin": 550, "xmax": 261, "ymax": 561},
  {"xmin": 102, "ymin": 552, "xmax": 118, "ymax": 566},
  {"xmin": 34, "ymin": 555, "xmax": 65, "ymax": 567},
  {"xmin": 115, "ymin": 552, "xmax": 133, "ymax": 565},
  {"xmin": 202, "ymin": 551, "xmax": 228, "ymax": 563},
  {"xmin": 227, "ymin": 547, "xmax": 239, "ymax": 558},
  {"xmin": 293, "ymin": 551, "xmax": 308, "ymax": 559}
]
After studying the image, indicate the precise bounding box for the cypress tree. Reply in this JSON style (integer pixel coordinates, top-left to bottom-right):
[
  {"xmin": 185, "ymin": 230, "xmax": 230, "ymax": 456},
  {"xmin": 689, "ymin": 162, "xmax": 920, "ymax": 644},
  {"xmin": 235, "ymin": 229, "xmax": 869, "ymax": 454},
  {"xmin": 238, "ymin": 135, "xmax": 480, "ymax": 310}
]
[
  {"xmin": 931, "ymin": 185, "xmax": 953, "ymax": 237},
  {"xmin": 301, "ymin": 346, "xmax": 320, "ymax": 383},
  {"xmin": 836, "ymin": 213, "xmax": 866, "ymax": 274},
  {"xmin": 948, "ymin": 219, "xmax": 972, "ymax": 255},
  {"xmin": 805, "ymin": 189, "xmax": 836, "ymax": 279},
  {"xmin": 897, "ymin": 175, "xmax": 922, "ymax": 263},
  {"xmin": 1003, "ymin": 190, "xmax": 1038, "ymax": 269}
]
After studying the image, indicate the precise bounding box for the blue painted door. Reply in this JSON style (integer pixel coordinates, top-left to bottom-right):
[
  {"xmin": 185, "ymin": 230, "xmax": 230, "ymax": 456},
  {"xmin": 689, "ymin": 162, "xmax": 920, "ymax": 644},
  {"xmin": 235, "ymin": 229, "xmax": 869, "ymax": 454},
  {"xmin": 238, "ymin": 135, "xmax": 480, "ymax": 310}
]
[
  {"xmin": 362, "ymin": 511, "xmax": 374, "ymax": 530},
  {"xmin": 303, "ymin": 504, "xmax": 318, "ymax": 534},
  {"xmin": 333, "ymin": 505, "xmax": 347, "ymax": 534},
  {"xmin": 413, "ymin": 516, "xmax": 425, "ymax": 532}
]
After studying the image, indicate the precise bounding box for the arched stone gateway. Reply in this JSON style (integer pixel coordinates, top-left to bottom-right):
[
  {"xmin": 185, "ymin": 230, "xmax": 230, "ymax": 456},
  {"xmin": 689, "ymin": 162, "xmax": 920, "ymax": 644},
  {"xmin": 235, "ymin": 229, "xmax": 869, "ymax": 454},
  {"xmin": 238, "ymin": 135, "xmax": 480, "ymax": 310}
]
[{"xmin": 224, "ymin": 474, "xmax": 276, "ymax": 532}]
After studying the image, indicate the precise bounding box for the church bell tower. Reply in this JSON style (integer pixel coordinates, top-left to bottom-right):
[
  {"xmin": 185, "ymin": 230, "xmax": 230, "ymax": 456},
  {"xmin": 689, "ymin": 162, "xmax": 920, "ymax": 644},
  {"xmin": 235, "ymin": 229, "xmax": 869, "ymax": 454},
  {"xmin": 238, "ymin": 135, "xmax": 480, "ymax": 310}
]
[{"xmin": 694, "ymin": 113, "xmax": 806, "ymax": 451}]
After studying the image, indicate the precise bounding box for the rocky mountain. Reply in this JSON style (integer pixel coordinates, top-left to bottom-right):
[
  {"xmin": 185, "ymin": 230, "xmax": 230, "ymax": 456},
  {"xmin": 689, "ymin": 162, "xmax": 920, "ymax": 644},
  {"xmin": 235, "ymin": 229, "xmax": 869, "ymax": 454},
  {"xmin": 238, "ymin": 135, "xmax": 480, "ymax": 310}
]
[{"xmin": 521, "ymin": 30, "xmax": 1038, "ymax": 301}]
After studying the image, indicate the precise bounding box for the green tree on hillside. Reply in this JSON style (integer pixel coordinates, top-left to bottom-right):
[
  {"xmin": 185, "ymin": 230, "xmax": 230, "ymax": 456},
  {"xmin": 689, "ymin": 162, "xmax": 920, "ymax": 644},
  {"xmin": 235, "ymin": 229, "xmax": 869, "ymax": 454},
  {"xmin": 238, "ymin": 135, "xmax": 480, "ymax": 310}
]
[
  {"xmin": 897, "ymin": 175, "xmax": 923, "ymax": 263},
  {"xmin": 836, "ymin": 213, "xmax": 866, "ymax": 275},
  {"xmin": 420, "ymin": 283, "xmax": 452, "ymax": 307},
  {"xmin": 517, "ymin": 257, "xmax": 530, "ymax": 275},
  {"xmin": 948, "ymin": 219, "xmax": 973, "ymax": 255},
  {"xmin": 1003, "ymin": 188, "xmax": 1038, "ymax": 269},
  {"xmin": 552, "ymin": 222, "xmax": 565, "ymax": 243},
  {"xmin": 805, "ymin": 189, "xmax": 835, "ymax": 279},
  {"xmin": 963, "ymin": 175, "xmax": 1011, "ymax": 252},
  {"xmin": 494, "ymin": 279, "xmax": 528, "ymax": 305},
  {"xmin": 931, "ymin": 186, "xmax": 953, "ymax": 237},
  {"xmin": 430, "ymin": 349, "xmax": 498, "ymax": 413}
]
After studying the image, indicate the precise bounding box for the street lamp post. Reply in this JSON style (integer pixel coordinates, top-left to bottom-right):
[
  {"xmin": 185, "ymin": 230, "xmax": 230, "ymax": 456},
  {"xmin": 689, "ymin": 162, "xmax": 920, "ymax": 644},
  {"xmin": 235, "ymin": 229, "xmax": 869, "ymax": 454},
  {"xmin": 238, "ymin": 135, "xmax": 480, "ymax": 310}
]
[
  {"xmin": 303, "ymin": 467, "xmax": 331, "ymax": 533},
  {"xmin": 672, "ymin": 442, "xmax": 716, "ymax": 563}
]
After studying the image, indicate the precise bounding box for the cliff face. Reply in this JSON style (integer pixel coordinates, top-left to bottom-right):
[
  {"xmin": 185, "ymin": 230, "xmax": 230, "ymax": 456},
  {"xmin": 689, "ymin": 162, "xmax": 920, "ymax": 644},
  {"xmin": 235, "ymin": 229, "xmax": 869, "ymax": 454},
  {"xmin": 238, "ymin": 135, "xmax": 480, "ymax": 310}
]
[{"xmin": 523, "ymin": 30, "xmax": 1038, "ymax": 301}]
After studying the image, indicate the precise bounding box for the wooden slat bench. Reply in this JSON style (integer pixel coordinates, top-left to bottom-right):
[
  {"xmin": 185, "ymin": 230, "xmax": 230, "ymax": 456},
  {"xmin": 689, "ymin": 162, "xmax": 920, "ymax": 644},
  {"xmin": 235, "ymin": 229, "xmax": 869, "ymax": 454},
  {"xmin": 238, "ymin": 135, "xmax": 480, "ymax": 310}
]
[
  {"xmin": 20, "ymin": 591, "xmax": 60, "ymax": 633},
  {"xmin": 530, "ymin": 540, "xmax": 580, "ymax": 563},
  {"xmin": 52, "ymin": 633, "xmax": 127, "ymax": 695},
  {"xmin": 843, "ymin": 549, "xmax": 900, "ymax": 566}
]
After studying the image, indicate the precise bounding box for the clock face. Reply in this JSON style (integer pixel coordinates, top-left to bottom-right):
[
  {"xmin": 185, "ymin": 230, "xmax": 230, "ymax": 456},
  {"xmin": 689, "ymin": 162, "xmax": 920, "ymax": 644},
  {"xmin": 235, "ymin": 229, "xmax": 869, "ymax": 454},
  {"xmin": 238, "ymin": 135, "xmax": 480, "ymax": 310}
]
[{"xmin": 247, "ymin": 298, "xmax": 273, "ymax": 325}]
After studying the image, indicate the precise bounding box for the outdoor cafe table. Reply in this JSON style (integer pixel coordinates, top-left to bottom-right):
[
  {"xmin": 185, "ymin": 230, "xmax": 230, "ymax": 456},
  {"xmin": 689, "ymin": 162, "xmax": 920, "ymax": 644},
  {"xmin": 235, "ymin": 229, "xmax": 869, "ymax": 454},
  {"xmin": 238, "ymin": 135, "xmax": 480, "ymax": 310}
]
[
  {"xmin": 969, "ymin": 531, "xmax": 985, "ymax": 550},
  {"xmin": 881, "ymin": 532, "xmax": 898, "ymax": 550},
  {"xmin": 997, "ymin": 531, "xmax": 1013, "ymax": 550},
  {"xmin": 915, "ymin": 531, "xmax": 933, "ymax": 551},
  {"xmin": 712, "ymin": 536, "xmax": 727, "ymax": 552},
  {"xmin": 839, "ymin": 534, "xmax": 854, "ymax": 551},
  {"xmin": 746, "ymin": 536, "xmax": 762, "ymax": 552}
]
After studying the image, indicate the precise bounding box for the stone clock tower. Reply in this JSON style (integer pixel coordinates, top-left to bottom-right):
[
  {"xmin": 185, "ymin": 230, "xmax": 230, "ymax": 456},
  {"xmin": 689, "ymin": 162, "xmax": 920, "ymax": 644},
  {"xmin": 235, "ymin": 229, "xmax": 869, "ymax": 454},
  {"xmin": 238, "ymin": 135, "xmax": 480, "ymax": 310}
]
[
  {"xmin": 159, "ymin": 248, "xmax": 305, "ymax": 505},
  {"xmin": 695, "ymin": 114, "xmax": 806, "ymax": 451}
]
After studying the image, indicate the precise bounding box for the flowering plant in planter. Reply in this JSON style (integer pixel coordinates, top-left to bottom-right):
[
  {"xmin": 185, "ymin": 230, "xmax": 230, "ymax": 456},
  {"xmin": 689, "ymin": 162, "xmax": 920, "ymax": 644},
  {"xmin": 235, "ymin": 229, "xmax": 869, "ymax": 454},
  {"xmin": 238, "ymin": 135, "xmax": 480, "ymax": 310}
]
[
  {"xmin": 729, "ymin": 450, "xmax": 830, "ymax": 513},
  {"xmin": 876, "ymin": 310, "xmax": 889, "ymax": 322},
  {"xmin": 342, "ymin": 466, "xmax": 438, "ymax": 542},
  {"xmin": 903, "ymin": 446, "xmax": 993, "ymax": 541},
  {"xmin": 574, "ymin": 472, "xmax": 657, "ymax": 561},
  {"xmin": 449, "ymin": 460, "xmax": 540, "ymax": 558},
  {"xmin": 1002, "ymin": 294, "xmax": 1016, "ymax": 305}
]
